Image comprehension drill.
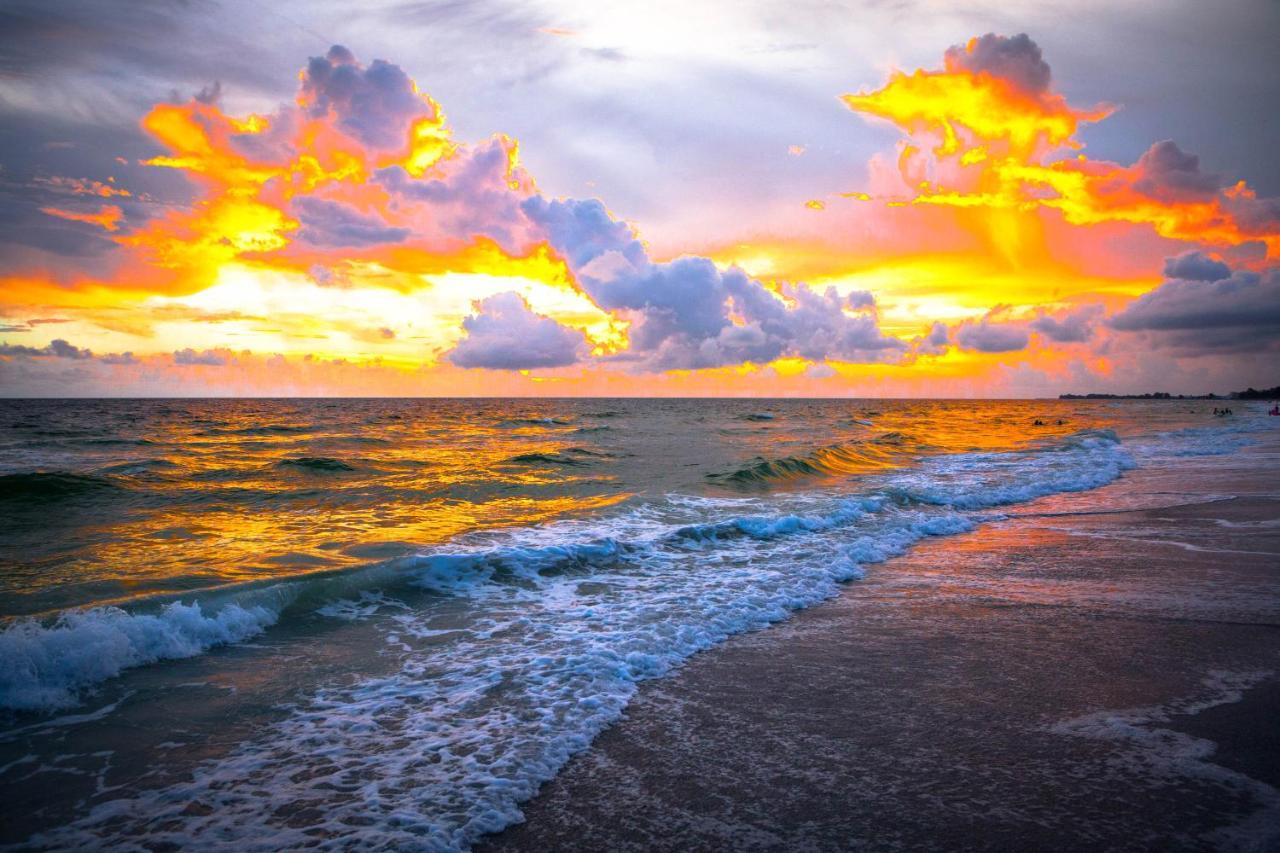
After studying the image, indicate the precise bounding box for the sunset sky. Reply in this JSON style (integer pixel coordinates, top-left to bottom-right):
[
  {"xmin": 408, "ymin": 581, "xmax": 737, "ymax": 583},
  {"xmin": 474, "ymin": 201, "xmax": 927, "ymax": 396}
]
[{"xmin": 1, "ymin": 0, "xmax": 1277, "ymax": 397}]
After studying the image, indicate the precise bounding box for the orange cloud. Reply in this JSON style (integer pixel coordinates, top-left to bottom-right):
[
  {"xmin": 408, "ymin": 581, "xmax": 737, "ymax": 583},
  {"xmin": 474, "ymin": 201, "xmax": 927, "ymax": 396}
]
[
  {"xmin": 39, "ymin": 204, "xmax": 124, "ymax": 231},
  {"xmin": 841, "ymin": 37, "xmax": 1278, "ymax": 258}
]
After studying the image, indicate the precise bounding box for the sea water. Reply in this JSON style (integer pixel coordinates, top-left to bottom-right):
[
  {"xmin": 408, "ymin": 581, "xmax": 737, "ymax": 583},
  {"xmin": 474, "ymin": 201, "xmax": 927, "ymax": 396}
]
[{"xmin": 0, "ymin": 398, "xmax": 1271, "ymax": 849}]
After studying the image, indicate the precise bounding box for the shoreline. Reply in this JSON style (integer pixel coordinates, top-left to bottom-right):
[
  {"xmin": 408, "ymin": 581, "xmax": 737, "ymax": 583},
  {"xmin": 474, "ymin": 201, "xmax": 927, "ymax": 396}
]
[{"xmin": 482, "ymin": 490, "xmax": 1280, "ymax": 851}]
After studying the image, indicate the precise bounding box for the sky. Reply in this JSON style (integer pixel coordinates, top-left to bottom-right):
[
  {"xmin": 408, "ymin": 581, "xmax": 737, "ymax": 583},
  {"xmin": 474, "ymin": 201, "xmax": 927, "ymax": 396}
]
[{"xmin": 0, "ymin": 0, "xmax": 1277, "ymax": 397}]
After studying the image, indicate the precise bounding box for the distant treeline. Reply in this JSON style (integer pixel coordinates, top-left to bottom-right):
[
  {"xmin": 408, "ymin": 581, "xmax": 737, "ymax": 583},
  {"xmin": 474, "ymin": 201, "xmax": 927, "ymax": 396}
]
[{"xmin": 1059, "ymin": 385, "xmax": 1279, "ymax": 400}]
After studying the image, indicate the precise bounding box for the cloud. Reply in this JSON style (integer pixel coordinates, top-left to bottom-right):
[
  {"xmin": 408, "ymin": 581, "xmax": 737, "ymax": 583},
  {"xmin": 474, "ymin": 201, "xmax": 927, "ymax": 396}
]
[
  {"xmin": 447, "ymin": 292, "xmax": 587, "ymax": 369},
  {"xmin": 914, "ymin": 320, "xmax": 950, "ymax": 355},
  {"xmin": 293, "ymin": 197, "xmax": 411, "ymax": 247},
  {"xmin": 943, "ymin": 33, "xmax": 1051, "ymax": 95},
  {"xmin": 46, "ymin": 338, "xmax": 92, "ymax": 359},
  {"xmin": 173, "ymin": 348, "xmax": 229, "ymax": 366},
  {"xmin": 1162, "ymin": 250, "xmax": 1231, "ymax": 282},
  {"xmin": 515, "ymin": 196, "xmax": 906, "ymax": 371},
  {"xmin": 1029, "ymin": 305, "xmax": 1103, "ymax": 343},
  {"xmin": 298, "ymin": 45, "xmax": 439, "ymax": 151},
  {"xmin": 39, "ymin": 204, "xmax": 123, "ymax": 232},
  {"xmin": 1132, "ymin": 140, "xmax": 1223, "ymax": 203},
  {"xmin": 953, "ymin": 316, "xmax": 1030, "ymax": 353},
  {"xmin": 0, "ymin": 338, "xmax": 92, "ymax": 359},
  {"xmin": 841, "ymin": 43, "xmax": 1278, "ymax": 256},
  {"xmin": 1109, "ymin": 263, "xmax": 1280, "ymax": 354}
]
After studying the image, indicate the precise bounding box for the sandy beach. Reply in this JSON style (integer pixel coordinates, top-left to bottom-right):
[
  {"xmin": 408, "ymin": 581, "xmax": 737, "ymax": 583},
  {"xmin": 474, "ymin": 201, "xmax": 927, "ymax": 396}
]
[{"xmin": 486, "ymin": 475, "xmax": 1280, "ymax": 850}]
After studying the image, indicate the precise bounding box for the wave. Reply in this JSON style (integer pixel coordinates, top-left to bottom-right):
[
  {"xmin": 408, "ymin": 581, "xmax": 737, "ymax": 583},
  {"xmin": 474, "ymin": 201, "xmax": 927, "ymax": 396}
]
[
  {"xmin": 197, "ymin": 424, "xmax": 314, "ymax": 437},
  {"xmin": 275, "ymin": 456, "xmax": 357, "ymax": 472},
  {"xmin": 709, "ymin": 441, "xmax": 904, "ymax": 486},
  {"xmin": 497, "ymin": 417, "xmax": 573, "ymax": 428},
  {"xmin": 0, "ymin": 596, "xmax": 286, "ymax": 712},
  {"xmin": 0, "ymin": 427, "xmax": 1144, "ymax": 718},
  {"xmin": 97, "ymin": 459, "xmax": 181, "ymax": 477},
  {"xmin": 0, "ymin": 471, "xmax": 123, "ymax": 503},
  {"xmin": 739, "ymin": 412, "xmax": 775, "ymax": 421},
  {"xmin": 888, "ymin": 429, "xmax": 1133, "ymax": 510},
  {"xmin": 507, "ymin": 448, "xmax": 609, "ymax": 466}
]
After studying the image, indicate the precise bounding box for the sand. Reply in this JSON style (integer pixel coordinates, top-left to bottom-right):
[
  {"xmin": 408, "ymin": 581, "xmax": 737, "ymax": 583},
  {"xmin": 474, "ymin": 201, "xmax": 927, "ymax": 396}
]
[{"xmin": 482, "ymin": 494, "xmax": 1280, "ymax": 852}]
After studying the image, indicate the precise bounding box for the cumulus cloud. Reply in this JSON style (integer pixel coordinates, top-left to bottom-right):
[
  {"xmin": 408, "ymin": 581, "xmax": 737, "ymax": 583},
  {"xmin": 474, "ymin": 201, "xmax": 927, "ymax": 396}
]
[
  {"xmin": 1131, "ymin": 140, "xmax": 1223, "ymax": 203},
  {"xmin": 944, "ymin": 33, "xmax": 1051, "ymax": 95},
  {"xmin": 375, "ymin": 134, "xmax": 535, "ymax": 251},
  {"xmin": 447, "ymin": 292, "xmax": 587, "ymax": 370},
  {"xmin": 1110, "ymin": 262, "xmax": 1280, "ymax": 354},
  {"xmin": 298, "ymin": 45, "xmax": 437, "ymax": 150},
  {"xmin": 514, "ymin": 197, "xmax": 905, "ymax": 371}
]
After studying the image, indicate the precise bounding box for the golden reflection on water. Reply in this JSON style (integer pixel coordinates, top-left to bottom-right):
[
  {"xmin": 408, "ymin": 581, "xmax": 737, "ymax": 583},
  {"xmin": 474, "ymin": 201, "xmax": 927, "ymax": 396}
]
[{"xmin": 0, "ymin": 398, "xmax": 1133, "ymax": 615}]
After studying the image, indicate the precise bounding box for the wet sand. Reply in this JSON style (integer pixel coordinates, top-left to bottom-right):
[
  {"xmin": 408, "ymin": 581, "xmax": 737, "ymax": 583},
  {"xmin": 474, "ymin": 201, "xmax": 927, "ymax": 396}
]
[{"xmin": 483, "ymin": 493, "xmax": 1280, "ymax": 852}]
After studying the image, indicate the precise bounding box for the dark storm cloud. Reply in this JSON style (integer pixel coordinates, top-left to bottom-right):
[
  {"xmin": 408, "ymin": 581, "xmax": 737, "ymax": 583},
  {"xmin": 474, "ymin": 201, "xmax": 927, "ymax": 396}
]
[
  {"xmin": 944, "ymin": 33, "xmax": 1051, "ymax": 94},
  {"xmin": 447, "ymin": 292, "xmax": 587, "ymax": 370}
]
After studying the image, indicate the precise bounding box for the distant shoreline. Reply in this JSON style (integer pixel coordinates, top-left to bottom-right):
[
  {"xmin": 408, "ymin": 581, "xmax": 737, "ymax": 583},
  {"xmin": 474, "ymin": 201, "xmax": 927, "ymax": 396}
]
[{"xmin": 1060, "ymin": 385, "xmax": 1279, "ymax": 401}]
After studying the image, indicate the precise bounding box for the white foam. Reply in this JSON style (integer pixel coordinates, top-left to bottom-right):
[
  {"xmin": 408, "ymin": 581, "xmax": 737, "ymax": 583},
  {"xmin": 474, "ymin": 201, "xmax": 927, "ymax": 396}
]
[{"xmin": 0, "ymin": 595, "xmax": 290, "ymax": 712}]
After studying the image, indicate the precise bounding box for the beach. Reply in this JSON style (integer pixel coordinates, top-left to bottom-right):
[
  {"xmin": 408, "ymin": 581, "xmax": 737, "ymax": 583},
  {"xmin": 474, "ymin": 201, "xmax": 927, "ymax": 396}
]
[{"xmin": 487, "ymin": 464, "xmax": 1280, "ymax": 850}]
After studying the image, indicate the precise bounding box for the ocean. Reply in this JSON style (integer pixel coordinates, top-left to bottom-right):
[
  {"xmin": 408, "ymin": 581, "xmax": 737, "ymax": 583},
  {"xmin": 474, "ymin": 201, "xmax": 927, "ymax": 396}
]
[{"xmin": 0, "ymin": 398, "xmax": 1274, "ymax": 849}]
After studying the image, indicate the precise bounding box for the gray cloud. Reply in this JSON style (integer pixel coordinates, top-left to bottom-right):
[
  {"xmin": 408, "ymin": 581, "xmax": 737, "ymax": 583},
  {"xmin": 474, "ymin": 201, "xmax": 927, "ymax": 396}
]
[
  {"xmin": 944, "ymin": 33, "xmax": 1051, "ymax": 95},
  {"xmin": 447, "ymin": 292, "xmax": 586, "ymax": 369},
  {"xmin": 953, "ymin": 318, "xmax": 1031, "ymax": 353},
  {"xmin": 1132, "ymin": 140, "xmax": 1223, "ymax": 203},
  {"xmin": 1162, "ymin": 250, "xmax": 1230, "ymax": 282},
  {"xmin": 913, "ymin": 320, "xmax": 950, "ymax": 356},
  {"xmin": 1029, "ymin": 305, "xmax": 1103, "ymax": 343},
  {"xmin": 293, "ymin": 197, "xmax": 411, "ymax": 247},
  {"xmin": 174, "ymin": 348, "xmax": 229, "ymax": 366},
  {"xmin": 299, "ymin": 45, "xmax": 434, "ymax": 150},
  {"xmin": 0, "ymin": 337, "xmax": 91, "ymax": 359},
  {"xmin": 1110, "ymin": 262, "xmax": 1280, "ymax": 355},
  {"xmin": 516, "ymin": 196, "xmax": 905, "ymax": 371}
]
